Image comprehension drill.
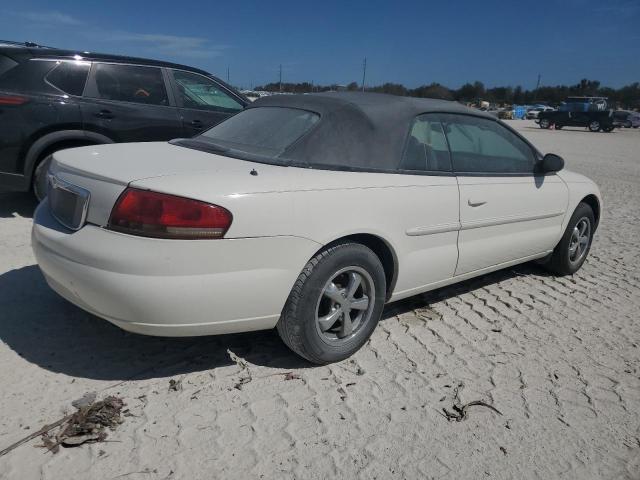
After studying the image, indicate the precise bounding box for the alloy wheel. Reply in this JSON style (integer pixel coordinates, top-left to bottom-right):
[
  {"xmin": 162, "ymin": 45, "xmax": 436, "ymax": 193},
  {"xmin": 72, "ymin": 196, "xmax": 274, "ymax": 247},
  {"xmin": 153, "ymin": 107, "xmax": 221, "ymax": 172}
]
[
  {"xmin": 315, "ymin": 266, "xmax": 375, "ymax": 342},
  {"xmin": 568, "ymin": 217, "xmax": 591, "ymax": 264}
]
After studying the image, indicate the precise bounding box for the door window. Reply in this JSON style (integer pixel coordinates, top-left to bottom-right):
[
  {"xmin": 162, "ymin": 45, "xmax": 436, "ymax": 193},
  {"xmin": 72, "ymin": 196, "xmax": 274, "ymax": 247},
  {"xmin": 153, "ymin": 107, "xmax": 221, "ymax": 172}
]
[
  {"xmin": 90, "ymin": 63, "xmax": 169, "ymax": 106},
  {"xmin": 401, "ymin": 115, "xmax": 451, "ymax": 172},
  {"xmin": 441, "ymin": 114, "xmax": 535, "ymax": 174},
  {"xmin": 172, "ymin": 70, "xmax": 243, "ymax": 112},
  {"xmin": 46, "ymin": 61, "xmax": 90, "ymax": 96}
]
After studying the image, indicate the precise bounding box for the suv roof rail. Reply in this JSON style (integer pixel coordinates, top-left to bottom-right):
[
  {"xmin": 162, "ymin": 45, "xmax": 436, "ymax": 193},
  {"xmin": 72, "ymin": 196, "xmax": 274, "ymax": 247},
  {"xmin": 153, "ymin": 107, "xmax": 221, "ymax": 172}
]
[{"xmin": 0, "ymin": 40, "xmax": 53, "ymax": 48}]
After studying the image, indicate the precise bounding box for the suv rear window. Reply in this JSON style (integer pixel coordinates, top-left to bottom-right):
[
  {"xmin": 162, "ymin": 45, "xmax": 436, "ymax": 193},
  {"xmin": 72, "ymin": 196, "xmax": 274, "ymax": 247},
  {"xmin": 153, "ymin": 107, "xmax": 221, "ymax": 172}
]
[
  {"xmin": 46, "ymin": 61, "xmax": 90, "ymax": 96},
  {"xmin": 191, "ymin": 107, "xmax": 319, "ymax": 162},
  {"xmin": 0, "ymin": 54, "xmax": 18, "ymax": 78}
]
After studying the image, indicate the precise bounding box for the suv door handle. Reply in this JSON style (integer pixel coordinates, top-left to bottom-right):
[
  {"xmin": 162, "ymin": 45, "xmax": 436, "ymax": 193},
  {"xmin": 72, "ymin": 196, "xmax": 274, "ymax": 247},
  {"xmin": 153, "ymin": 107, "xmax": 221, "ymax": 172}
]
[
  {"xmin": 190, "ymin": 119, "xmax": 203, "ymax": 129},
  {"xmin": 468, "ymin": 199, "xmax": 487, "ymax": 207},
  {"xmin": 95, "ymin": 109, "xmax": 114, "ymax": 119}
]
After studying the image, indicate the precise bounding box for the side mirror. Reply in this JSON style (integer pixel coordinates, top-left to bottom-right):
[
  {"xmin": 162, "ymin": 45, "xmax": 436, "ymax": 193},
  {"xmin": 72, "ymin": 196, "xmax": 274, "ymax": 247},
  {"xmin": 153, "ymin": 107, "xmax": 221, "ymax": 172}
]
[{"xmin": 540, "ymin": 153, "xmax": 564, "ymax": 173}]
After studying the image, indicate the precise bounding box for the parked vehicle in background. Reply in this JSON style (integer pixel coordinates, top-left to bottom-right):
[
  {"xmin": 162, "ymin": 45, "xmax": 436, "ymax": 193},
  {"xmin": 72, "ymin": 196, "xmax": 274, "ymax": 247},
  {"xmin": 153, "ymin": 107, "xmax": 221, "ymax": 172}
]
[
  {"xmin": 526, "ymin": 106, "xmax": 554, "ymax": 120},
  {"xmin": 0, "ymin": 41, "xmax": 248, "ymax": 200},
  {"xmin": 33, "ymin": 92, "xmax": 602, "ymax": 364},
  {"xmin": 613, "ymin": 110, "xmax": 640, "ymax": 128},
  {"xmin": 537, "ymin": 97, "xmax": 615, "ymax": 132}
]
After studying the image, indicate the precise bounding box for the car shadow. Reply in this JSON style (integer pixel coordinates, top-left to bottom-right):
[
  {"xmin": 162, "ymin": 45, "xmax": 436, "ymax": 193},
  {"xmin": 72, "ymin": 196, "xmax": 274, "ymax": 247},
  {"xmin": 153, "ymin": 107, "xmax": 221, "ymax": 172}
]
[
  {"xmin": 522, "ymin": 126, "xmax": 614, "ymax": 134},
  {"xmin": 0, "ymin": 263, "xmax": 551, "ymax": 381},
  {"xmin": 0, "ymin": 193, "xmax": 37, "ymax": 218}
]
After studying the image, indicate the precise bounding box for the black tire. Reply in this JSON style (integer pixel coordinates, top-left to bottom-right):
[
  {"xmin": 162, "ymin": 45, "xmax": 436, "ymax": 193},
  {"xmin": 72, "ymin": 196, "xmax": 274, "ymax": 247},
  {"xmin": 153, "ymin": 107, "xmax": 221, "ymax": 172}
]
[
  {"xmin": 544, "ymin": 202, "xmax": 595, "ymax": 275},
  {"xmin": 32, "ymin": 155, "xmax": 53, "ymax": 202},
  {"xmin": 555, "ymin": 124, "xmax": 563, "ymax": 130},
  {"xmin": 277, "ymin": 242, "xmax": 386, "ymax": 364},
  {"xmin": 602, "ymin": 125, "xmax": 614, "ymax": 132},
  {"xmin": 539, "ymin": 118, "xmax": 550, "ymax": 129},
  {"xmin": 588, "ymin": 120, "xmax": 601, "ymax": 132}
]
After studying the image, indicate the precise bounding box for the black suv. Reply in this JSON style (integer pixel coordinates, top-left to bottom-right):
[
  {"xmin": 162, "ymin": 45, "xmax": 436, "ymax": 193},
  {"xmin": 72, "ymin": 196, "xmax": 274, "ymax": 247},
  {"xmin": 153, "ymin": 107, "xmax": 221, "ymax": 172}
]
[{"xmin": 0, "ymin": 41, "xmax": 248, "ymax": 199}]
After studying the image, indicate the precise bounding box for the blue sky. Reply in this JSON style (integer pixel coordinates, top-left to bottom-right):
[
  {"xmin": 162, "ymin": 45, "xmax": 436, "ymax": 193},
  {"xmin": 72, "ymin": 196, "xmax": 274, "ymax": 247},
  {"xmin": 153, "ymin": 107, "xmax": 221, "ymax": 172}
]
[{"xmin": 1, "ymin": 0, "xmax": 638, "ymax": 89}]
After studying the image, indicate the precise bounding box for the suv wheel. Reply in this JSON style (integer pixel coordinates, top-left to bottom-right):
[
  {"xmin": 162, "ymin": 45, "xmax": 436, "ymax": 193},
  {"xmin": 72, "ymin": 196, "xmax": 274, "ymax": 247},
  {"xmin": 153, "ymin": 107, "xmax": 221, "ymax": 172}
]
[
  {"xmin": 277, "ymin": 242, "xmax": 386, "ymax": 364},
  {"xmin": 588, "ymin": 120, "xmax": 601, "ymax": 132},
  {"xmin": 539, "ymin": 118, "xmax": 550, "ymax": 129},
  {"xmin": 32, "ymin": 155, "xmax": 53, "ymax": 202}
]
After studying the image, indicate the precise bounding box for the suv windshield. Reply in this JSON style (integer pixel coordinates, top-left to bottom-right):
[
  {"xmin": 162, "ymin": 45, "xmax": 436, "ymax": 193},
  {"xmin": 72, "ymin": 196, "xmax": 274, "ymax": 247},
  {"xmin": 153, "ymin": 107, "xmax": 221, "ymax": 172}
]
[{"xmin": 181, "ymin": 107, "xmax": 320, "ymax": 164}]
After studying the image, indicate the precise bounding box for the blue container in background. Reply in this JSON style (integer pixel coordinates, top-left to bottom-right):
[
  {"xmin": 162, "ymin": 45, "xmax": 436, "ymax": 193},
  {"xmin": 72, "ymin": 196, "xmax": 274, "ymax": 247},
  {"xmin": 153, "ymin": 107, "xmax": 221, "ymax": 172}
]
[{"xmin": 513, "ymin": 105, "xmax": 527, "ymax": 119}]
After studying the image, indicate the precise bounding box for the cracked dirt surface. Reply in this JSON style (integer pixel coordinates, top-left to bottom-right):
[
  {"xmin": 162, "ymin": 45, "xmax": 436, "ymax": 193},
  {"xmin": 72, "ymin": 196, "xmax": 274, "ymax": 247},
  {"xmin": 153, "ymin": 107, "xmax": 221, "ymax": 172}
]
[{"xmin": 0, "ymin": 121, "xmax": 639, "ymax": 479}]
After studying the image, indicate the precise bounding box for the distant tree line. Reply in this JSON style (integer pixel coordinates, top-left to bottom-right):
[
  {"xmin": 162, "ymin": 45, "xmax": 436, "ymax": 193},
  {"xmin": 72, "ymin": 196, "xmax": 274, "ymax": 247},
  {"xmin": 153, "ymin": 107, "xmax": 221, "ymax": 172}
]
[{"xmin": 253, "ymin": 78, "xmax": 640, "ymax": 109}]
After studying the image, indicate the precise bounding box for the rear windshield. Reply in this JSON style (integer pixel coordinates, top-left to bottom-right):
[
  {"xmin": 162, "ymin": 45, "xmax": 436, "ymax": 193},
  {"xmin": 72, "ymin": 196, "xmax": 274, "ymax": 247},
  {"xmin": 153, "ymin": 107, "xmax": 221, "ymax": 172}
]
[
  {"xmin": 0, "ymin": 54, "xmax": 18, "ymax": 79},
  {"xmin": 183, "ymin": 107, "xmax": 320, "ymax": 164}
]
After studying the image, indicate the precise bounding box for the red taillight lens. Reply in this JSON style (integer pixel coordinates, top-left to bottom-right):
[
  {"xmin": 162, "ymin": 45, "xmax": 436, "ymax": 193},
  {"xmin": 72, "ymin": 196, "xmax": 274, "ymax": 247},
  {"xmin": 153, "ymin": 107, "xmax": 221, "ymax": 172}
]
[
  {"xmin": 0, "ymin": 94, "xmax": 28, "ymax": 105},
  {"xmin": 108, "ymin": 188, "xmax": 232, "ymax": 239}
]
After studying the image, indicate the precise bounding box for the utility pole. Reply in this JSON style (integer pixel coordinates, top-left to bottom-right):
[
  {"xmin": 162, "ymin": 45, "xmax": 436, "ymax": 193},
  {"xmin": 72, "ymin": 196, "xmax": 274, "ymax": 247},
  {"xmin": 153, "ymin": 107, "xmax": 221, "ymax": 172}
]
[
  {"xmin": 361, "ymin": 57, "xmax": 367, "ymax": 92},
  {"xmin": 533, "ymin": 73, "xmax": 541, "ymax": 101},
  {"xmin": 279, "ymin": 64, "xmax": 283, "ymax": 92}
]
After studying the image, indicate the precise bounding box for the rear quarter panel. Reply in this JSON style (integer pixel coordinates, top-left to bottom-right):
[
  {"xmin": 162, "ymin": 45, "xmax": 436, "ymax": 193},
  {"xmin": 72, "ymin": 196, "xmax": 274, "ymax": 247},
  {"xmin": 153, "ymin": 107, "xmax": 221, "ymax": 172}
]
[{"xmin": 136, "ymin": 167, "xmax": 461, "ymax": 298}]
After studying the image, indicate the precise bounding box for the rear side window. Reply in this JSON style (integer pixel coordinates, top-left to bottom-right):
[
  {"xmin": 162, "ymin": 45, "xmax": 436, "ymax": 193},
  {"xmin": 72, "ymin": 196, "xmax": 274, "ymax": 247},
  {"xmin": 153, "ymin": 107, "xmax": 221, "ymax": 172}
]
[
  {"xmin": 89, "ymin": 63, "xmax": 169, "ymax": 106},
  {"xmin": 46, "ymin": 61, "xmax": 90, "ymax": 96},
  {"xmin": 401, "ymin": 115, "xmax": 452, "ymax": 172},
  {"xmin": 0, "ymin": 54, "xmax": 18, "ymax": 78},
  {"xmin": 197, "ymin": 107, "xmax": 319, "ymax": 159},
  {"xmin": 440, "ymin": 114, "xmax": 535, "ymax": 174}
]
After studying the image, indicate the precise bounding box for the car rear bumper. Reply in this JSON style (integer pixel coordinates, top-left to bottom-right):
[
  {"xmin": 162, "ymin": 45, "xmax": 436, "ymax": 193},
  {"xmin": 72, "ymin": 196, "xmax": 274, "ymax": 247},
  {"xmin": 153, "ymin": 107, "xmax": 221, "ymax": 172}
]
[{"xmin": 32, "ymin": 201, "xmax": 321, "ymax": 336}]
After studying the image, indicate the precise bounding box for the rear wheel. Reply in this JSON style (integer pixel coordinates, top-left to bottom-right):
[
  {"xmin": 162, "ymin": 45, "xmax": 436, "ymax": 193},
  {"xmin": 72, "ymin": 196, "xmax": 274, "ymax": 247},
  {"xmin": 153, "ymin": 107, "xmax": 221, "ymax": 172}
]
[
  {"xmin": 539, "ymin": 118, "xmax": 550, "ymax": 129},
  {"xmin": 588, "ymin": 120, "xmax": 601, "ymax": 132},
  {"xmin": 277, "ymin": 242, "xmax": 386, "ymax": 364},
  {"xmin": 544, "ymin": 202, "xmax": 595, "ymax": 275},
  {"xmin": 555, "ymin": 124, "xmax": 563, "ymax": 130},
  {"xmin": 32, "ymin": 155, "xmax": 53, "ymax": 202}
]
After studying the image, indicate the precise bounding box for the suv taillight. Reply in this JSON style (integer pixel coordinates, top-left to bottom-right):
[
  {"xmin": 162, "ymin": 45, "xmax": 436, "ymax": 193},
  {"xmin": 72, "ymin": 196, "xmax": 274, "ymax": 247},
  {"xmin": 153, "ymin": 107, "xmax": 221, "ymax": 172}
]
[
  {"xmin": 108, "ymin": 188, "xmax": 232, "ymax": 239},
  {"xmin": 0, "ymin": 94, "xmax": 28, "ymax": 105}
]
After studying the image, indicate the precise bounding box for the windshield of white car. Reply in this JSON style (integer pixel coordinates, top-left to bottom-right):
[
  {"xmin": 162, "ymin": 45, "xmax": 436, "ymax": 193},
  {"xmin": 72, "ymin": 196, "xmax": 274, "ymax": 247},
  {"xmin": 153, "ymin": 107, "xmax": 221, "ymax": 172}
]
[{"xmin": 181, "ymin": 107, "xmax": 320, "ymax": 165}]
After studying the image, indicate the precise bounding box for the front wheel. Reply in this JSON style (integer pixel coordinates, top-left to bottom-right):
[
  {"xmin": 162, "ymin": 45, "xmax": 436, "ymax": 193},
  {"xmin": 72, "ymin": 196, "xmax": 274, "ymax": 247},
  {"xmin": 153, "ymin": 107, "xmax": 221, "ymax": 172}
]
[
  {"xmin": 277, "ymin": 242, "xmax": 386, "ymax": 364},
  {"xmin": 544, "ymin": 202, "xmax": 595, "ymax": 275},
  {"xmin": 602, "ymin": 125, "xmax": 614, "ymax": 132},
  {"xmin": 588, "ymin": 120, "xmax": 601, "ymax": 132},
  {"xmin": 539, "ymin": 118, "xmax": 550, "ymax": 129}
]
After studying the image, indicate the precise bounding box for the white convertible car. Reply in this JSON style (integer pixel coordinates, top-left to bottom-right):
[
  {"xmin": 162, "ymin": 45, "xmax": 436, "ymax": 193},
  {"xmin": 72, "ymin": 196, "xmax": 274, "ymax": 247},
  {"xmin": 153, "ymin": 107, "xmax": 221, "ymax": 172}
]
[{"xmin": 32, "ymin": 93, "xmax": 602, "ymax": 364}]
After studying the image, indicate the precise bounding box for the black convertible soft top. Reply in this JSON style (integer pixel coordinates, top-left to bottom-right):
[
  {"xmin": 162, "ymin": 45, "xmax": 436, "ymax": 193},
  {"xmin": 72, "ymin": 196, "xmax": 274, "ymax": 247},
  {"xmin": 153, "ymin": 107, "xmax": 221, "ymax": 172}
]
[{"xmin": 248, "ymin": 92, "xmax": 494, "ymax": 171}]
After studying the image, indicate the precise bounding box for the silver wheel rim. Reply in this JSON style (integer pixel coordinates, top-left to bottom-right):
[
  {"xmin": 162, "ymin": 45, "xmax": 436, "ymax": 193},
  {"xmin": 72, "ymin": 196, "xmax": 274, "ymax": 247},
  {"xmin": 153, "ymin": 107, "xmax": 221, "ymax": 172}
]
[
  {"xmin": 568, "ymin": 217, "xmax": 591, "ymax": 264},
  {"xmin": 540, "ymin": 119, "xmax": 549, "ymax": 128},
  {"xmin": 590, "ymin": 121, "xmax": 600, "ymax": 131},
  {"xmin": 315, "ymin": 266, "xmax": 375, "ymax": 343}
]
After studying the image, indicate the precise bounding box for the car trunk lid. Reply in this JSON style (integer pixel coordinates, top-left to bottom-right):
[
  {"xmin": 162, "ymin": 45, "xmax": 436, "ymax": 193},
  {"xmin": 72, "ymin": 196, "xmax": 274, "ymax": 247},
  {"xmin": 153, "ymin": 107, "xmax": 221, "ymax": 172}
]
[{"xmin": 48, "ymin": 141, "xmax": 290, "ymax": 227}]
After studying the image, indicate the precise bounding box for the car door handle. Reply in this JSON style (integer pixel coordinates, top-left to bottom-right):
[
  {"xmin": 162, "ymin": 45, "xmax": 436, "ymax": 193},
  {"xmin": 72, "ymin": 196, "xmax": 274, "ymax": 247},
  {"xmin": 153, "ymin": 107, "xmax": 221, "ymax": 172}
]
[
  {"xmin": 95, "ymin": 110, "xmax": 114, "ymax": 119},
  {"xmin": 468, "ymin": 199, "xmax": 487, "ymax": 207},
  {"xmin": 189, "ymin": 119, "xmax": 203, "ymax": 129}
]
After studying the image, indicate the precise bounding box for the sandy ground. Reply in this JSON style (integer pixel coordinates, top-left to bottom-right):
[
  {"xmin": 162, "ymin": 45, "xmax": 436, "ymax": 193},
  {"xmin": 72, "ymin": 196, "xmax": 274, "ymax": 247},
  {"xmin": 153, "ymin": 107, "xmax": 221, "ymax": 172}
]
[{"xmin": 0, "ymin": 121, "xmax": 639, "ymax": 480}]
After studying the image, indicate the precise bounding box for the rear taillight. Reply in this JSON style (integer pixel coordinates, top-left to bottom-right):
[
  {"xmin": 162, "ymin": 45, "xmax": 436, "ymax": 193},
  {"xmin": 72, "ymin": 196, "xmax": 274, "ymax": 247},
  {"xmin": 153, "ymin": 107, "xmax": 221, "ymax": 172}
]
[
  {"xmin": 108, "ymin": 188, "xmax": 232, "ymax": 239},
  {"xmin": 0, "ymin": 94, "xmax": 28, "ymax": 105}
]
